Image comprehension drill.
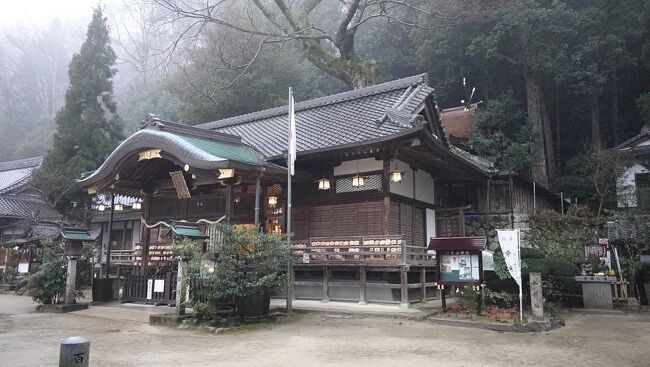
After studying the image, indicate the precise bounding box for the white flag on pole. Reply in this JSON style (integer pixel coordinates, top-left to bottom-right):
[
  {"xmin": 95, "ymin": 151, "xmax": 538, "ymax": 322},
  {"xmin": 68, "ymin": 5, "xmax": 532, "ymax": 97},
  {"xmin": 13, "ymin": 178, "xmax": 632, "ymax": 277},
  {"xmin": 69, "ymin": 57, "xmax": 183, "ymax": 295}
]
[
  {"xmin": 496, "ymin": 229, "xmax": 521, "ymax": 287},
  {"xmin": 288, "ymin": 87, "xmax": 296, "ymax": 176}
]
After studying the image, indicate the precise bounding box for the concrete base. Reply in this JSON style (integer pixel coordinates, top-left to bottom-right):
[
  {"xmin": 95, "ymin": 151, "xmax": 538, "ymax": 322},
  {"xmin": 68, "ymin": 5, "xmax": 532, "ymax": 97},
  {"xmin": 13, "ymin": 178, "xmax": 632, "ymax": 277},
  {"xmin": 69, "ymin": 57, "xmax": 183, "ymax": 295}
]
[
  {"xmin": 149, "ymin": 313, "xmax": 193, "ymax": 327},
  {"xmin": 36, "ymin": 303, "xmax": 88, "ymax": 313}
]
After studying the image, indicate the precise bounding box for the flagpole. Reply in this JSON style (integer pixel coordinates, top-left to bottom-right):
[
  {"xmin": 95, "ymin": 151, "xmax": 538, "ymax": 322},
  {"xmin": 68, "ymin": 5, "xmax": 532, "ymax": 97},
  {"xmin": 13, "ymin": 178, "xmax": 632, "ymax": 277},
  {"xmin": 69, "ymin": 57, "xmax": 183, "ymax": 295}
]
[
  {"xmin": 518, "ymin": 229, "xmax": 523, "ymax": 322},
  {"xmin": 286, "ymin": 87, "xmax": 294, "ymax": 313}
]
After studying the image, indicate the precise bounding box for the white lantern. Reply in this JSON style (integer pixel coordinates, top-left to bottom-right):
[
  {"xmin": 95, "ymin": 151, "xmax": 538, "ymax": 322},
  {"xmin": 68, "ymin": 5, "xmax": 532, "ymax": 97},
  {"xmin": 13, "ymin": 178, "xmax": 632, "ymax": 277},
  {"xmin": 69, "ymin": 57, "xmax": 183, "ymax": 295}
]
[
  {"xmin": 268, "ymin": 196, "xmax": 278, "ymax": 206},
  {"xmin": 390, "ymin": 171, "xmax": 403, "ymax": 183},
  {"xmin": 351, "ymin": 175, "xmax": 365, "ymax": 187},
  {"xmin": 114, "ymin": 203, "xmax": 124, "ymax": 211},
  {"xmin": 97, "ymin": 204, "xmax": 106, "ymax": 211},
  {"xmin": 317, "ymin": 178, "xmax": 330, "ymax": 190},
  {"xmin": 132, "ymin": 201, "xmax": 142, "ymax": 210}
]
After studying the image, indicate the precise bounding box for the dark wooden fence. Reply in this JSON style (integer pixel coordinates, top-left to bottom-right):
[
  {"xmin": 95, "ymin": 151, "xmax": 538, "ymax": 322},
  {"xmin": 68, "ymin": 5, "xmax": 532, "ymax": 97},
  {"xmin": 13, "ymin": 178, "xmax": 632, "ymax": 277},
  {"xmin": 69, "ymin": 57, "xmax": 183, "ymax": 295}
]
[{"xmin": 122, "ymin": 270, "xmax": 177, "ymax": 305}]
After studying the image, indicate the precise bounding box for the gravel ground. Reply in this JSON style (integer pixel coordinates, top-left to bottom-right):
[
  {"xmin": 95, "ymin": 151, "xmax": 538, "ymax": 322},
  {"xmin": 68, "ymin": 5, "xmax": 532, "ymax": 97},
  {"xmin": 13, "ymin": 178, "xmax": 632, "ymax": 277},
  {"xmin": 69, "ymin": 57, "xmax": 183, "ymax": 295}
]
[{"xmin": 1, "ymin": 293, "xmax": 649, "ymax": 367}]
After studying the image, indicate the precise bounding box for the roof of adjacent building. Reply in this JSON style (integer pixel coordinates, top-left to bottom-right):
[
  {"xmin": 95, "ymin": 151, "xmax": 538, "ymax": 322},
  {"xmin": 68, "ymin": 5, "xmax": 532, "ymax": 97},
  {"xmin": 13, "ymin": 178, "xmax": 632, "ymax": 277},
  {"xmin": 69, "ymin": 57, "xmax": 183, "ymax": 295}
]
[
  {"xmin": 615, "ymin": 124, "xmax": 650, "ymax": 150},
  {"xmin": 440, "ymin": 104, "xmax": 478, "ymax": 142},
  {"xmin": 428, "ymin": 236, "xmax": 487, "ymax": 251},
  {"xmin": 0, "ymin": 156, "xmax": 62, "ymax": 222},
  {"xmin": 0, "ymin": 156, "xmax": 43, "ymax": 194},
  {"xmin": 0, "ymin": 195, "xmax": 61, "ymax": 220},
  {"xmin": 199, "ymin": 74, "xmax": 437, "ymax": 159}
]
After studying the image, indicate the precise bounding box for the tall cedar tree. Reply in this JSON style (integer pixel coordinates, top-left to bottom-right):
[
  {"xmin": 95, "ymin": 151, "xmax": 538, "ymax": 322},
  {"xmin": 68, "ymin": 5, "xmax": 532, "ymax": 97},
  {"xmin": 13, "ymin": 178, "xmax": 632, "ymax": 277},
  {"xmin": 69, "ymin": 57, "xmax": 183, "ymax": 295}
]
[{"xmin": 36, "ymin": 8, "xmax": 123, "ymax": 209}]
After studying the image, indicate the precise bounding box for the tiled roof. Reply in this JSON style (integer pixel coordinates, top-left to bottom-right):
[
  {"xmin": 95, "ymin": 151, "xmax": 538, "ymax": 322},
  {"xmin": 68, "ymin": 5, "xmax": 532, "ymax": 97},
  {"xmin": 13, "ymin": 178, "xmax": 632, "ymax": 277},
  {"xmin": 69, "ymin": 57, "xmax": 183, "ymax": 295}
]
[
  {"xmin": 0, "ymin": 156, "xmax": 42, "ymax": 172},
  {"xmin": 198, "ymin": 74, "xmax": 435, "ymax": 158},
  {"xmin": 0, "ymin": 195, "xmax": 61, "ymax": 220},
  {"xmin": 0, "ymin": 156, "xmax": 43, "ymax": 194}
]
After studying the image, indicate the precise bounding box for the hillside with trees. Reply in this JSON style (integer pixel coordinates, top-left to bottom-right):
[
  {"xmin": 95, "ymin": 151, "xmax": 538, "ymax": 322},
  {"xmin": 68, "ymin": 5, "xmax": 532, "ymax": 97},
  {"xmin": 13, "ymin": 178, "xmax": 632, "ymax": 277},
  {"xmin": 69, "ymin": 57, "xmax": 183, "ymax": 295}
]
[{"xmin": 0, "ymin": 0, "xmax": 649, "ymax": 211}]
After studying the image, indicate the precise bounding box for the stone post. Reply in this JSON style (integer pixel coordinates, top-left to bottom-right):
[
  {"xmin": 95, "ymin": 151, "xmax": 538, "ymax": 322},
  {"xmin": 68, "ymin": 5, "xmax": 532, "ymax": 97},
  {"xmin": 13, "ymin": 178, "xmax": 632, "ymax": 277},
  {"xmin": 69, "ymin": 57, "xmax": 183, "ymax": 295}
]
[
  {"xmin": 175, "ymin": 259, "xmax": 186, "ymax": 316},
  {"xmin": 59, "ymin": 336, "xmax": 89, "ymax": 367},
  {"xmin": 65, "ymin": 257, "xmax": 78, "ymax": 305},
  {"xmin": 529, "ymin": 272, "xmax": 544, "ymax": 320}
]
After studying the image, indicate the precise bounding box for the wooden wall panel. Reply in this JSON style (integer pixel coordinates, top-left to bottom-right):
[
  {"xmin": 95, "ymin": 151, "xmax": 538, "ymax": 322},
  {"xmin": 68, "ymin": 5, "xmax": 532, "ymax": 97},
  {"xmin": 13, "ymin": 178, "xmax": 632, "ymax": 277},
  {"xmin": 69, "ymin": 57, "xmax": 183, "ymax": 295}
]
[
  {"xmin": 357, "ymin": 201, "xmax": 383, "ymax": 235},
  {"xmin": 309, "ymin": 205, "xmax": 333, "ymax": 237},
  {"xmin": 400, "ymin": 202, "xmax": 412, "ymax": 246},
  {"xmin": 389, "ymin": 201, "xmax": 401, "ymax": 235},
  {"xmin": 414, "ymin": 207, "xmax": 426, "ymax": 247},
  {"xmin": 332, "ymin": 203, "xmax": 358, "ymax": 236},
  {"xmin": 292, "ymin": 206, "xmax": 310, "ymax": 240}
]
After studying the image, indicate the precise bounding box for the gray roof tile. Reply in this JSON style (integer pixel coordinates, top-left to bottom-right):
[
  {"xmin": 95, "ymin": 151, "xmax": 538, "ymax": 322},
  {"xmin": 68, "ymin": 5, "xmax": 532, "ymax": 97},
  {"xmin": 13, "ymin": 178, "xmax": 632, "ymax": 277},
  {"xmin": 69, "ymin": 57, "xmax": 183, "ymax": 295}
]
[
  {"xmin": 0, "ymin": 156, "xmax": 43, "ymax": 194},
  {"xmin": 198, "ymin": 74, "xmax": 430, "ymax": 158},
  {"xmin": 0, "ymin": 195, "xmax": 61, "ymax": 220}
]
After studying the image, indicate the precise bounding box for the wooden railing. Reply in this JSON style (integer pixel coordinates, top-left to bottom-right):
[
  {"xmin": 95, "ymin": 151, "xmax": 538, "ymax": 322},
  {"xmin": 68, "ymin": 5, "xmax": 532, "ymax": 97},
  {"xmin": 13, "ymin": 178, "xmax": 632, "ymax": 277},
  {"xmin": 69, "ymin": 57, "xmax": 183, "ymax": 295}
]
[
  {"xmin": 109, "ymin": 250, "xmax": 136, "ymax": 265},
  {"xmin": 292, "ymin": 235, "xmax": 435, "ymax": 266}
]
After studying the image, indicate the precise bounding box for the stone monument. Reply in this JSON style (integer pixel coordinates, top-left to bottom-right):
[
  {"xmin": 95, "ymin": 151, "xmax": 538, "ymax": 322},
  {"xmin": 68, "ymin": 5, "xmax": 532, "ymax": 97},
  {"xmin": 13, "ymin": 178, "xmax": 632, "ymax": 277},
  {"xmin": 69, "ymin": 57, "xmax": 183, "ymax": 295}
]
[
  {"xmin": 575, "ymin": 275, "xmax": 617, "ymax": 309},
  {"xmin": 529, "ymin": 272, "xmax": 544, "ymax": 320}
]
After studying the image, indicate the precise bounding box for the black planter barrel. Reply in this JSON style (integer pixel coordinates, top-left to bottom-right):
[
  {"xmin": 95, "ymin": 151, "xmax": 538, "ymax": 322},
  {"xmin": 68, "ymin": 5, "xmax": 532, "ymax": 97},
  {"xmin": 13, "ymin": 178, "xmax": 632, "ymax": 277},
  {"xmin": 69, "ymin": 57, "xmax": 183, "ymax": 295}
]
[
  {"xmin": 92, "ymin": 279, "xmax": 114, "ymax": 302},
  {"xmin": 239, "ymin": 291, "xmax": 270, "ymax": 321}
]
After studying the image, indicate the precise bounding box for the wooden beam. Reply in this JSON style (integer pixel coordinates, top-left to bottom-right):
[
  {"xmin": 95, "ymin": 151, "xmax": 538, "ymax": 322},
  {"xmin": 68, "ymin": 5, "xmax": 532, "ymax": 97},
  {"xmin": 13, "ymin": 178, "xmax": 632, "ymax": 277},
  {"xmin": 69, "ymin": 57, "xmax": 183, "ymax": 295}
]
[{"xmin": 359, "ymin": 265, "xmax": 367, "ymax": 305}]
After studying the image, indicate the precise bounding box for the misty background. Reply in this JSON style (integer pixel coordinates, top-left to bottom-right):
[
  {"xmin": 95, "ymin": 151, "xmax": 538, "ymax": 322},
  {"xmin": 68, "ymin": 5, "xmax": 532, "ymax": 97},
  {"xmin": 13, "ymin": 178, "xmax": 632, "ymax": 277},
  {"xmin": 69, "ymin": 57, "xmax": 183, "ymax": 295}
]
[{"xmin": 1, "ymin": 0, "xmax": 649, "ymax": 201}]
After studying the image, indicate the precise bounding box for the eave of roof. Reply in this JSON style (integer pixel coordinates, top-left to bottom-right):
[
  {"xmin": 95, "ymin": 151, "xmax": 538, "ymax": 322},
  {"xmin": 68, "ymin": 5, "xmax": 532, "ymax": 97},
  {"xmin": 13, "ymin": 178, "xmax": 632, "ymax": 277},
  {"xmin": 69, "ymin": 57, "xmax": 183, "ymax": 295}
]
[{"xmin": 78, "ymin": 125, "xmax": 280, "ymax": 188}]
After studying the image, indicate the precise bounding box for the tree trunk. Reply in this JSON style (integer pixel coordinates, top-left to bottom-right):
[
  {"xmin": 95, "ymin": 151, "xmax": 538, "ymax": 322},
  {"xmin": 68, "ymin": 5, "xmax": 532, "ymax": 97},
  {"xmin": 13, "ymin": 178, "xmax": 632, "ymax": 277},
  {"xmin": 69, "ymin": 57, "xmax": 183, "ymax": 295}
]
[
  {"xmin": 612, "ymin": 73, "xmax": 620, "ymax": 146},
  {"xmin": 524, "ymin": 67, "xmax": 553, "ymax": 188},
  {"xmin": 590, "ymin": 93, "xmax": 601, "ymax": 151},
  {"xmin": 300, "ymin": 39, "xmax": 375, "ymax": 89},
  {"xmin": 554, "ymin": 83, "xmax": 562, "ymax": 171}
]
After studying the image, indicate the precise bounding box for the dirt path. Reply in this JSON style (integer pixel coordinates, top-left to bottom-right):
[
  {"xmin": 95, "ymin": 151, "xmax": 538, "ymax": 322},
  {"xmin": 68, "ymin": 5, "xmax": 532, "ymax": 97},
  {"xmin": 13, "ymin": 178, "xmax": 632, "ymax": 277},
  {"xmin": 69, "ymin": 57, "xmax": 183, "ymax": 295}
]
[{"xmin": 1, "ymin": 293, "xmax": 649, "ymax": 367}]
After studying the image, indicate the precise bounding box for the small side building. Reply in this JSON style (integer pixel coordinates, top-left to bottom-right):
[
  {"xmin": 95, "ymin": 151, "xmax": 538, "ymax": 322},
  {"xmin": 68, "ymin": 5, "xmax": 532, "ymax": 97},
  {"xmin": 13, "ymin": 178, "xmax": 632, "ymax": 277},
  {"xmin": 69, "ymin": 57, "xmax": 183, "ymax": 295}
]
[{"xmin": 0, "ymin": 157, "xmax": 61, "ymax": 279}]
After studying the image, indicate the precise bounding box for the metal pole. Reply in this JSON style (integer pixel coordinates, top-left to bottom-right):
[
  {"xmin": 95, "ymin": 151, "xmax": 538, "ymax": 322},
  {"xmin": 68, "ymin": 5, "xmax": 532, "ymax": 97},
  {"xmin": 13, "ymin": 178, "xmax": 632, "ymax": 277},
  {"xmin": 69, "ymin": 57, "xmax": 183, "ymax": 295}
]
[
  {"xmin": 105, "ymin": 193, "xmax": 115, "ymax": 279},
  {"xmin": 560, "ymin": 192, "xmax": 564, "ymax": 215},
  {"xmin": 518, "ymin": 229, "xmax": 523, "ymax": 322},
  {"xmin": 286, "ymin": 87, "xmax": 294, "ymax": 313},
  {"xmin": 254, "ymin": 175, "xmax": 261, "ymax": 228}
]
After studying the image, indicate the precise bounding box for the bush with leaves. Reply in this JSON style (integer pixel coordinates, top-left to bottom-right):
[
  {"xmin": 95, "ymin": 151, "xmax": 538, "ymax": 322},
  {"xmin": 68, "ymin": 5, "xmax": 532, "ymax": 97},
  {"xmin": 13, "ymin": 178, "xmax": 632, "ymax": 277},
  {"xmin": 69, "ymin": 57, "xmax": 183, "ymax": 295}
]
[
  {"xmin": 180, "ymin": 225, "xmax": 290, "ymax": 319},
  {"xmin": 22, "ymin": 238, "xmax": 82, "ymax": 304},
  {"xmin": 1, "ymin": 248, "xmax": 20, "ymax": 285}
]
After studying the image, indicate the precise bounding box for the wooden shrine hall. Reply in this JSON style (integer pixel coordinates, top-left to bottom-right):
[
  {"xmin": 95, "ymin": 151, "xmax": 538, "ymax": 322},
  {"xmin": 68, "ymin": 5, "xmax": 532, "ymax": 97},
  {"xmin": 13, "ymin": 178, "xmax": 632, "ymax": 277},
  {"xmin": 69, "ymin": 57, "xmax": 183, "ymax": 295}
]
[{"xmin": 79, "ymin": 74, "xmax": 551, "ymax": 306}]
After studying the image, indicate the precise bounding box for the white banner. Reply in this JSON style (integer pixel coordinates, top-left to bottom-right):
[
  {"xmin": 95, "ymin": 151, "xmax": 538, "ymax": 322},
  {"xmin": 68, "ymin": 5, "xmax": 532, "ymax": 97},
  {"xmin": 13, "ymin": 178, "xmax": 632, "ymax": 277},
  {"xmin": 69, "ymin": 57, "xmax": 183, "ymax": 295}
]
[
  {"xmin": 288, "ymin": 87, "xmax": 296, "ymax": 176},
  {"xmin": 497, "ymin": 229, "xmax": 521, "ymax": 287}
]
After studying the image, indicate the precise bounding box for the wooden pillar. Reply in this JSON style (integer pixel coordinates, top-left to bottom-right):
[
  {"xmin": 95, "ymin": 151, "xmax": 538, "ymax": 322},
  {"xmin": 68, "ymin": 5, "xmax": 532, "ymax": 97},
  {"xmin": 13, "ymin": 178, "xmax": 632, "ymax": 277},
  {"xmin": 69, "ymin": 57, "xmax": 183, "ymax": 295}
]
[
  {"xmin": 322, "ymin": 265, "xmax": 329, "ymax": 302},
  {"xmin": 359, "ymin": 265, "xmax": 367, "ymax": 305},
  {"xmin": 382, "ymin": 158, "xmax": 391, "ymax": 235},
  {"xmin": 225, "ymin": 183, "xmax": 233, "ymax": 224},
  {"xmin": 440, "ymin": 285, "xmax": 447, "ymax": 311},
  {"xmin": 420, "ymin": 267, "xmax": 427, "ymax": 302},
  {"xmin": 104, "ymin": 193, "xmax": 115, "ymax": 279},
  {"xmin": 254, "ymin": 175, "xmax": 261, "ymax": 227},
  {"xmin": 140, "ymin": 192, "xmax": 152, "ymax": 274},
  {"xmin": 400, "ymin": 267, "xmax": 408, "ymax": 308}
]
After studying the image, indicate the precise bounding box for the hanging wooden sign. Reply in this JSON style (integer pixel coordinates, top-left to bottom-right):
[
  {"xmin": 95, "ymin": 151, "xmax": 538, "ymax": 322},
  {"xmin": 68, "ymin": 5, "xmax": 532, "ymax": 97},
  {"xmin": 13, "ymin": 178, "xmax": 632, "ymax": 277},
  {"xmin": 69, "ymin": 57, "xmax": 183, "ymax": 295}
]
[
  {"xmin": 169, "ymin": 170, "xmax": 191, "ymax": 199},
  {"xmin": 138, "ymin": 148, "xmax": 162, "ymax": 161}
]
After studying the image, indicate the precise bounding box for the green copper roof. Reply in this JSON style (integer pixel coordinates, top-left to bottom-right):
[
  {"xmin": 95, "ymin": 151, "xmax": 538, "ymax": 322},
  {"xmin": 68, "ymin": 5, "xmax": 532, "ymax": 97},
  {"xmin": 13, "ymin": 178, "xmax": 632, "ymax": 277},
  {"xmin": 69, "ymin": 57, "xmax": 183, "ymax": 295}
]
[
  {"xmin": 60, "ymin": 228, "xmax": 95, "ymax": 242},
  {"xmin": 177, "ymin": 134, "xmax": 263, "ymax": 166},
  {"xmin": 170, "ymin": 221, "xmax": 209, "ymax": 239}
]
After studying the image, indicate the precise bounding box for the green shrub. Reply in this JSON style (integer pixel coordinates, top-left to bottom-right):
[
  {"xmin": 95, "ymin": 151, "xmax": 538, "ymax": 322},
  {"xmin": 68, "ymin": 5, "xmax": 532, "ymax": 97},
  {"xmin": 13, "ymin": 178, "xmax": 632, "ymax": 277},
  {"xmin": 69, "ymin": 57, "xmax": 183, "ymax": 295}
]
[
  {"xmin": 181, "ymin": 225, "xmax": 290, "ymax": 319},
  {"xmin": 22, "ymin": 237, "xmax": 83, "ymax": 304}
]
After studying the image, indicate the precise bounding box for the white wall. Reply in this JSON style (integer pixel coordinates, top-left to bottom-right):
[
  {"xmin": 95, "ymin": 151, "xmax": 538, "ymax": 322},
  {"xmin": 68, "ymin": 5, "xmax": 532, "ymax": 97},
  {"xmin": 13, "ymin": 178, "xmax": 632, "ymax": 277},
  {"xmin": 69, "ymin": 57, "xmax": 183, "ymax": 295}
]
[
  {"xmin": 333, "ymin": 157, "xmax": 383, "ymax": 176},
  {"xmin": 618, "ymin": 163, "xmax": 648, "ymax": 208},
  {"xmin": 388, "ymin": 159, "xmax": 435, "ymax": 205},
  {"xmin": 426, "ymin": 208, "xmax": 436, "ymax": 243}
]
